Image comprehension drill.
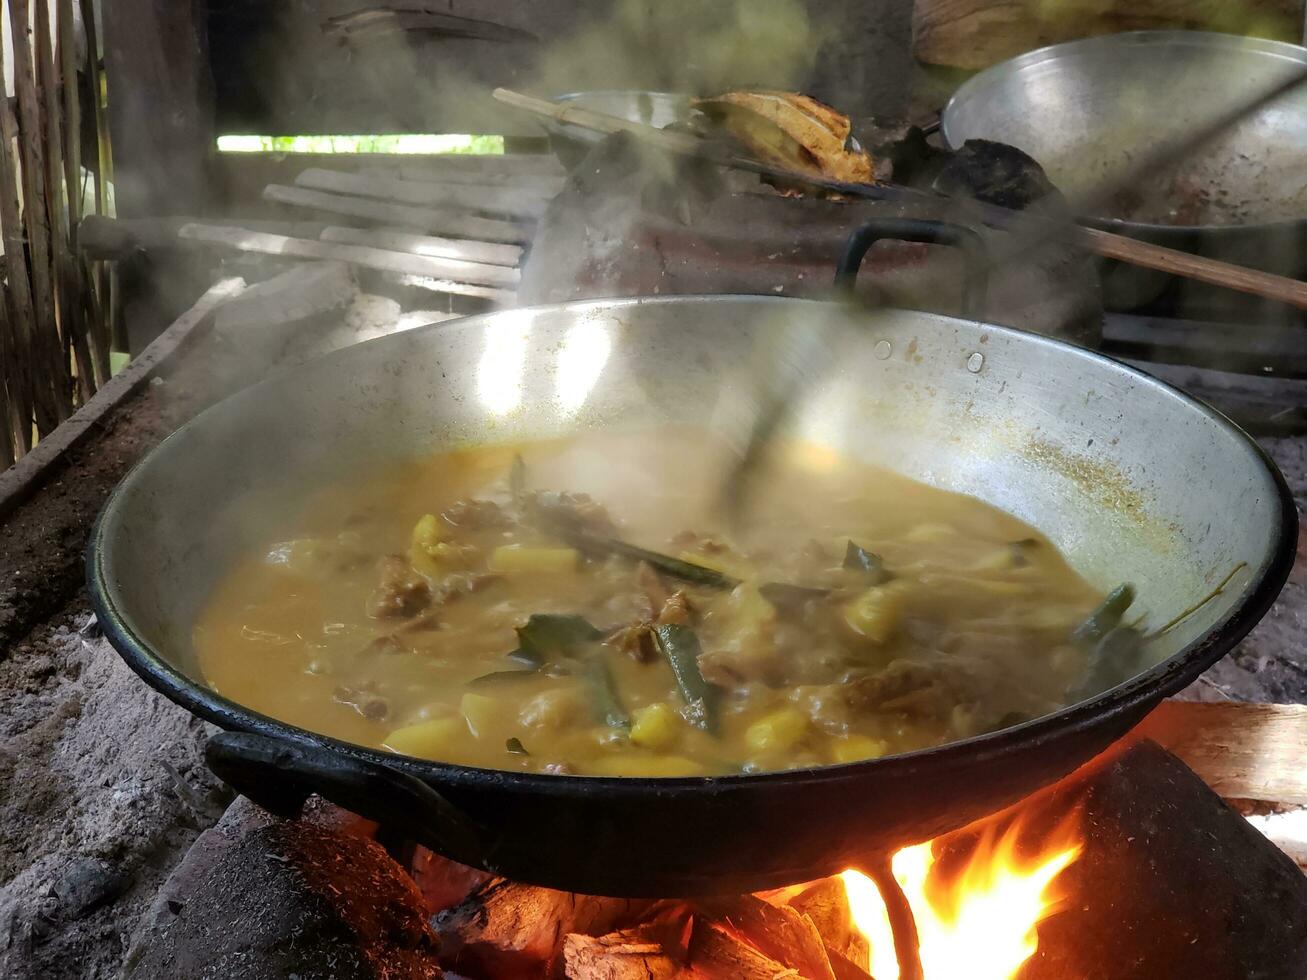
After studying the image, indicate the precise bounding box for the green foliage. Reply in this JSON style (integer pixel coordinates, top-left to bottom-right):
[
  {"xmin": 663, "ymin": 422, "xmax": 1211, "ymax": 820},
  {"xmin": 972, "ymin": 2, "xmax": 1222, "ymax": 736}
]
[{"xmin": 216, "ymin": 134, "xmax": 505, "ymax": 155}]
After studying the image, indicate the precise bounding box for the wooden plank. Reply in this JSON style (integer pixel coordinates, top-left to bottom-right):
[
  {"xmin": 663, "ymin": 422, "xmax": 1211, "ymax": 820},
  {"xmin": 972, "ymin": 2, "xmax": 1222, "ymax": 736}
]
[
  {"xmin": 319, "ymin": 225, "xmax": 522, "ymax": 268},
  {"xmin": 294, "ymin": 167, "xmax": 552, "ymax": 220},
  {"xmin": 394, "ymin": 164, "xmax": 564, "ymax": 191},
  {"xmin": 395, "ymin": 154, "xmax": 564, "ymax": 178},
  {"xmin": 1126, "ymin": 359, "xmax": 1307, "ymax": 436},
  {"xmin": 1102, "ymin": 315, "xmax": 1307, "ymax": 379},
  {"xmin": 263, "ymin": 184, "xmax": 531, "ymax": 244},
  {"xmin": 912, "ymin": 0, "xmax": 1305, "ymax": 70},
  {"xmin": 1137, "ymin": 701, "xmax": 1307, "ymax": 805},
  {"xmin": 0, "ymin": 278, "xmax": 246, "ymax": 521},
  {"xmin": 176, "ymin": 223, "xmax": 519, "ymax": 300}
]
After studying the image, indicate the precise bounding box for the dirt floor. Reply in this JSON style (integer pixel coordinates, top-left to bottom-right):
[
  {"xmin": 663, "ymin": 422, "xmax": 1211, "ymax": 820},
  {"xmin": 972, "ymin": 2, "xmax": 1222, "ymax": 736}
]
[
  {"xmin": 0, "ymin": 287, "xmax": 453, "ymax": 980},
  {"xmin": 0, "ymin": 610, "xmax": 228, "ymax": 979}
]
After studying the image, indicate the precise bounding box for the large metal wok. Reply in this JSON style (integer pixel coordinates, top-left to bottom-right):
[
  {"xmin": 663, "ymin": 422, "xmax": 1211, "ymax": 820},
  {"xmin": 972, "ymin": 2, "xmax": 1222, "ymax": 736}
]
[
  {"xmin": 942, "ymin": 31, "xmax": 1307, "ymax": 318},
  {"xmin": 87, "ymin": 295, "xmax": 1294, "ymax": 896}
]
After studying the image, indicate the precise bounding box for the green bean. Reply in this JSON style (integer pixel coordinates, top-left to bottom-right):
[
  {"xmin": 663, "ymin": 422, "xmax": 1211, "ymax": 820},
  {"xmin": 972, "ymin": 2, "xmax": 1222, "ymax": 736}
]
[
  {"xmin": 585, "ymin": 656, "xmax": 631, "ymax": 731},
  {"xmin": 758, "ymin": 582, "xmax": 831, "ymax": 607},
  {"xmin": 568, "ymin": 532, "xmax": 739, "ymax": 589},
  {"xmin": 1071, "ymin": 584, "xmax": 1135, "ymax": 650},
  {"xmin": 509, "ymin": 453, "xmax": 527, "ymax": 504},
  {"xmin": 653, "ymin": 623, "xmax": 720, "ymax": 734},
  {"xmin": 844, "ymin": 540, "xmax": 890, "ymax": 583},
  {"xmin": 470, "ymin": 668, "xmax": 542, "ymax": 686},
  {"xmin": 1072, "ymin": 626, "xmax": 1147, "ymax": 702}
]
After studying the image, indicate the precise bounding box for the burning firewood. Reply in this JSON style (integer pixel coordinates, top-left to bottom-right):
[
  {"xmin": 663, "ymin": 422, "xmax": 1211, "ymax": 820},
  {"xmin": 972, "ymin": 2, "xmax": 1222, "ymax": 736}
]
[
  {"xmin": 687, "ymin": 918, "xmax": 799, "ymax": 979},
  {"xmin": 694, "ymin": 895, "xmax": 836, "ymax": 980},
  {"xmin": 692, "ymin": 91, "xmax": 874, "ymax": 188},
  {"xmin": 787, "ymin": 879, "xmax": 871, "ymax": 971},
  {"xmin": 407, "ymin": 846, "xmax": 494, "ymax": 914},
  {"xmin": 434, "ymin": 879, "xmax": 651, "ymax": 979},
  {"xmin": 563, "ymin": 927, "xmax": 682, "ymax": 980}
]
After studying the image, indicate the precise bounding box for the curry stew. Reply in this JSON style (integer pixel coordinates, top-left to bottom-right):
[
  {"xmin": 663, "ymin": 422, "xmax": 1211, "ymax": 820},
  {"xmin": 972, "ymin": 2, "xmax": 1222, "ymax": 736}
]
[{"xmin": 194, "ymin": 428, "xmax": 1125, "ymax": 777}]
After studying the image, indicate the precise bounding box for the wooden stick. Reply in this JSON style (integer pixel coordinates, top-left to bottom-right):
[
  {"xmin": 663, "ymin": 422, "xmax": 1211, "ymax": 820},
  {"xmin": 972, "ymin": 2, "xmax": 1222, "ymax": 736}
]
[
  {"xmin": 9, "ymin": 0, "xmax": 65, "ymax": 431},
  {"xmin": 36, "ymin": 0, "xmax": 94, "ymax": 404},
  {"xmin": 263, "ymin": 184, "xmax": 531, "ymax": 244},
  {"xmin": 0, "ymin": 303, "xmax": 15, "ymax": 466},
  {"xmin": 78, "ymin": 0, "xmax": 115, "ymax": 356},
  {"xmin": 492, "ymin": 86, "xmax": 768, "ymax": 174},
  {"xmin": 176, "ymin": 223, "xmax": 518, "ymax": 301},
  {"xmin": 492, "ymin": 86, "xmax": 1307, "ymax": 310},
  {"xmin": 1082, "ymin": 226, "xmax": 1307, "ymax": 310},
  {"xmin": 60, "ymin": 0, "xmax": 106, "ymax": 385},
  {"xmin": 0, "ymin": 10, "xmax": 35, "ymax": 455},
  {"xmin": 294, "ymin": 167, "xmax": 552, "ymax": 221}
]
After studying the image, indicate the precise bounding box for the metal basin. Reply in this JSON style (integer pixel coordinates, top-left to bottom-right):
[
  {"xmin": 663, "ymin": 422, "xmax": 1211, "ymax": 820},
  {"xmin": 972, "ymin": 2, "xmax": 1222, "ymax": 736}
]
[
  {"xmin": 942, "ymin": 31, "xmax": 1307, "ymax": 318},
  {"xmin": 87, "ymin": 297, "xmax": 1294, "ymax": 895}
]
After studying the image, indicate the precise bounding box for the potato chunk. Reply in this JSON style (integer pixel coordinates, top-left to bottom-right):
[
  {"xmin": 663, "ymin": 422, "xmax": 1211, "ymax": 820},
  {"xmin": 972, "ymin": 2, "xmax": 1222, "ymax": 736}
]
[
  {"xmin": 746, "ymin": 707, "xmax": 809, "ymax": 754},
  {"xmin": 630, "ymin": 702, "xmax": 681, "ymax": 751},
  {"xmin": 841, "ymin": 581, "xmax": 912, "ymax": 645},
  {"xmin": 488, "ymin": 545, "xmax": 579, "ymax": 575},
  {"xmin": 383, "ymin": 716, "xmax": 464, "ymax": 759}
]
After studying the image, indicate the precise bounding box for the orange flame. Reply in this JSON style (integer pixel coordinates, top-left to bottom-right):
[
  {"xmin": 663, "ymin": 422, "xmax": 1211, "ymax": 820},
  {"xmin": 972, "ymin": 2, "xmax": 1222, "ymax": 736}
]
[{"xmin": 839, "ymin": 815, "xmax": 1082, "ymax": 980}]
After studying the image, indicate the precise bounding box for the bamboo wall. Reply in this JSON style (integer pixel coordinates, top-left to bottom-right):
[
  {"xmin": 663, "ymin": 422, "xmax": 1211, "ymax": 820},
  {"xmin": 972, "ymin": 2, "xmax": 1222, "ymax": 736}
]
[{"xmin": 0, "ymin": 0, "xmax": 113, "ymax": 466}]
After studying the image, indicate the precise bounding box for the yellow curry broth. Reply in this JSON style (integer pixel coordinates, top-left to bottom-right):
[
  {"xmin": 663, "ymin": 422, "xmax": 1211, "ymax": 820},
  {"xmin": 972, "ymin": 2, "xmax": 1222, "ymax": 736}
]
[{"xmin": 194, "ymin": 428, "xmax": 1102, "ymax": 776}]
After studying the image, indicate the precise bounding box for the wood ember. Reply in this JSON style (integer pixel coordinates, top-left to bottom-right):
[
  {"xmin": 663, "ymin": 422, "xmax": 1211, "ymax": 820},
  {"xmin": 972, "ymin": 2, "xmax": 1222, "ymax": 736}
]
[
  {"xmin": 408, "ymin": 846, "xmax": 494, "ymax": 914},
  {"xmin": 686, "ymin": 918, "xmax": 798, "ymax": 979},
  {"xmin": 787, "ymin": 878, "xmax": 870, "ymax": 970},
  {"xmin": 564, "ymin": 927, "xmax": 682, "ymax": 980},
  {"xmin": 435, "ymin": 879, "xmax": 651, "ymax": 979},
  {"xmin": 694, "ymin": 895, "xmax": 836, "ymax": 980}
]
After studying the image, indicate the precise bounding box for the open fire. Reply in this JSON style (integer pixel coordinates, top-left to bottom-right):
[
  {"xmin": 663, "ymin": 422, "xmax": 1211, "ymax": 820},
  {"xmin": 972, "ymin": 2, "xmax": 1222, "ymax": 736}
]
[
  {"xmin": 432, "ymin": 797, "xmax": 1086, "ymax": 980},
  {"xmin": 841, "ymin": 812, "xmax": 1083, "ymax": 980}
]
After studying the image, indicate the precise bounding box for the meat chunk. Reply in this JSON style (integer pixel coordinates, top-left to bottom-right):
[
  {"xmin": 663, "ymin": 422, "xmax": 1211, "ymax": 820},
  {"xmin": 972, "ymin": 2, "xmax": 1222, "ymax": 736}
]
[
  {"xmin": 606, "ymin": 622, "xmax": 657, "ymax": 663},
  {"xmin": 636, "ymin": 561, "xmax": 669, "ymax": 614},
  {"xmin": 366, "ymin": 556, "xmax": 431, "ymax": 619},
  {"xmin": 656, "ymin": 591, "xmax": 693, "ymax": 626},
  {"xmin": 844, "ymin": 659, "xmax": 968, "ymax": 721},
  {"xmin": 441, "ymin": 498, "xmax": 511, "ymax": 530},
  {"xmin": 334, "ymin": 681, "xmax": 391, "ymax": 722},
  {"xmin": 524, "ymin": 490, "xmax": 616, "ymax": 536}
]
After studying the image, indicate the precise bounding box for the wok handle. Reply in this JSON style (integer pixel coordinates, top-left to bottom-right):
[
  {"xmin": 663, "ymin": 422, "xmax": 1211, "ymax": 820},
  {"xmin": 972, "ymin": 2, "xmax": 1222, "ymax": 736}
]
[
  {"xmin": 835, "ymin": 217, "xmax": 988, "ymax": 317},
  {"xmin": 206, "ymin": 732, "xmax": 486, "ymax": 859}
]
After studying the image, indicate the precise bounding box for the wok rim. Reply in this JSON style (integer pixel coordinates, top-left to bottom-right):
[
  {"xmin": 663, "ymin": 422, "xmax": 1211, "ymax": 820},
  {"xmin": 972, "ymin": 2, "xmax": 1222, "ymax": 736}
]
[
  {"xmin": 86, "ymin": 295, "xmax": 1298, "ymax": 798},
  {"xmin": 941, "ymin": 29, "xmax": 1307, "ymax": 236}
]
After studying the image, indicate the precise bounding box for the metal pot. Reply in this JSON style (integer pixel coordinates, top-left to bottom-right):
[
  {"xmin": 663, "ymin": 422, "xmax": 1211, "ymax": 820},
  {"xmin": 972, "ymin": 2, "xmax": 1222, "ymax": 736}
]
[
  {"xmin": 942, "ymin": 31, "xmax": 1307, "ymax": 320},
  {"xmin": 87, "ymin": 295, "xmax": 1294, "ymax": 896}
]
